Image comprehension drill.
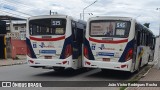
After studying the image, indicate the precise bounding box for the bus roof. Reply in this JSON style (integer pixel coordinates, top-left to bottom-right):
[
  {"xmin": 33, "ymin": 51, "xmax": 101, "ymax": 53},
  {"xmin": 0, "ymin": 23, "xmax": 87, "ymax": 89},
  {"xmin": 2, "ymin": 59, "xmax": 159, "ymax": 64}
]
[
  {"xmin": 136, "ymin": 22, "xmax": 154, "ymax": 36},
  {"xmin": 28, "ymin": 15, "xmax": 69, "ymax": 20},
  {"xmin": 28, "ymin": 15, "xmax": 86, "ymax": 24},
  {"xmin": 88, "ymin": 16, "xmax": 134, "ymax": 21}
]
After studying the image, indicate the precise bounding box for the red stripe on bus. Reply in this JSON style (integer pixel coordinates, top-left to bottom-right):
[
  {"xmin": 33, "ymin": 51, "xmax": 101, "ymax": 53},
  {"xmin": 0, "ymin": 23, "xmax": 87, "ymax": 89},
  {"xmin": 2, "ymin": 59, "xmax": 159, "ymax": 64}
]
[
  {"xmin": 89, "ymin": 37, "xmax": 128, "ymax": 44},
  {"xmin": 30, "ymin": 36, "xmax": 65, "ymax": 41}
]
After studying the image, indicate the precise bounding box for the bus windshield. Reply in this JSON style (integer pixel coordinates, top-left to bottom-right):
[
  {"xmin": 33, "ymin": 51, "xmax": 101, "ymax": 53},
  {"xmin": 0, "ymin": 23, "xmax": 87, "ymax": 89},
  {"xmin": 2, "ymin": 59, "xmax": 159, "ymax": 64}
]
[
  {"xmin": 29, "ymin": 18, "xmax": 66, "ymax": 35},
  {"xmin": 90, "ymin": 20, "xmax": 131, "ymax": 38}
]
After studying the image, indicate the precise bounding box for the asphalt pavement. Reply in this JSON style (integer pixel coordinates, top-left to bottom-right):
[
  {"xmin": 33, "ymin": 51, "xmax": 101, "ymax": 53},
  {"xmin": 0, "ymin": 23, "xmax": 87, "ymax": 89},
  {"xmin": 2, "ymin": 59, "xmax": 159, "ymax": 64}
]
[
  {"xmin": 0, "ymin": 55, "xmax": 156, "ymax": 90},
  {"xmin": 0, "ymin": 60, "xmax": 135, "ymax": 90}
]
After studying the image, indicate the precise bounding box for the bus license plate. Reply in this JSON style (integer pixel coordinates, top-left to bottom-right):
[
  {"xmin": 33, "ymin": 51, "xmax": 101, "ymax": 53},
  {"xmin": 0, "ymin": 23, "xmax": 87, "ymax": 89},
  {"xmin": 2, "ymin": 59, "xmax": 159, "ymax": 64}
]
[
  {"xmin": 45, "ymin": 56, "xmax": 52, "ymax": 59},
  {"xmin": 103, "ymin": 58, "xmax": 110, "ymax": 62}
]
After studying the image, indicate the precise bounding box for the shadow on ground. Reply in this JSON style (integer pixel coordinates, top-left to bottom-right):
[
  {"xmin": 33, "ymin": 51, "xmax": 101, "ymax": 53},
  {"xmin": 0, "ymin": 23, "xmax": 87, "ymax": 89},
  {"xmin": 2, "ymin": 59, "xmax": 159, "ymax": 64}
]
[
  {"xmin": 86, "ymin": 65, "xmax": 150, "ymax": 81},
  {"xmin": 34, "ymin": 68, "xmax": 92, "ymax": 77},
  {"xmin": 33, "ymin": 65, "xmax": 149, "ymax": 81},
  {"xmin": 86, "ymin": 69, "xmax": 134, "ymax": 80}
]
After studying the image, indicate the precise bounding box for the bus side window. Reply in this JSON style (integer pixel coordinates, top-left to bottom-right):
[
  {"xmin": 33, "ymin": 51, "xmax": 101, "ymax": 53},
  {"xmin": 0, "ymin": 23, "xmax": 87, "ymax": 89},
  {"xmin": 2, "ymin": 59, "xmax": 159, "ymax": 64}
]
[
  {"xmin": 135, "ymin": 24, "xmax": 140, "ymax": 46},
  {"xmin": 142, "ymin": 30, "xmax": 145, "ymax": 45},
  {"xmin": 136, "ymin": 31, "xmax": 141, "ymax": 46},
  {"xmin": 153, "ymin": 37, "xmax": 156, "ymax": 50},
  {"xmin": 71, "ymin": 21, "xmax": 77, "ymax": 41}
]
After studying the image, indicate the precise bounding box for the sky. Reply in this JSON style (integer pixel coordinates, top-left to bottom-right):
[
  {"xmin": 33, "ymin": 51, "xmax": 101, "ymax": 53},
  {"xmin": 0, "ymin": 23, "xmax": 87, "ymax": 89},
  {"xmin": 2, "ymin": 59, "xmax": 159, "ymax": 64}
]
[{"xmin": 0, "ymin": 0, "xmax": 160, "ymax": 35}]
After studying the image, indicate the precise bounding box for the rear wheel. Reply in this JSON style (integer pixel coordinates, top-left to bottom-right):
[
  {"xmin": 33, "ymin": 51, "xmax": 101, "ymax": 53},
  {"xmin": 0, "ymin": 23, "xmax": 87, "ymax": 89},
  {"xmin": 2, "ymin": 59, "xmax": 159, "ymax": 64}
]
[{"xmin": 53, "ymin": 67, "xmax": 65, "ymax": 72}]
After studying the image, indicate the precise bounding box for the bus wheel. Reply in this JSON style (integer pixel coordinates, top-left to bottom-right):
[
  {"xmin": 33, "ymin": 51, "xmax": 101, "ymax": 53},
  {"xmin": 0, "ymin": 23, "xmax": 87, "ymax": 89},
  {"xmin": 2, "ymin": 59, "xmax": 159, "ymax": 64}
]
[{"xmin": 53, "ymin": 67, "xmax": 65, "ymax": 72}]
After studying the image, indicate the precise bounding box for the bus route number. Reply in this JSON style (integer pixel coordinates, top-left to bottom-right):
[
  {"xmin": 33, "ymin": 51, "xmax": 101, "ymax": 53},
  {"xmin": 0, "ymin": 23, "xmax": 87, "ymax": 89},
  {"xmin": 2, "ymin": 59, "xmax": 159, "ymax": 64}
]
[
  {"xmin": 116, "ymin": 22, "xmax": 126, "ymax": 28},
  {"xmin": 52, "ymin": 21, "xmax": 61, "ymax": 26}
]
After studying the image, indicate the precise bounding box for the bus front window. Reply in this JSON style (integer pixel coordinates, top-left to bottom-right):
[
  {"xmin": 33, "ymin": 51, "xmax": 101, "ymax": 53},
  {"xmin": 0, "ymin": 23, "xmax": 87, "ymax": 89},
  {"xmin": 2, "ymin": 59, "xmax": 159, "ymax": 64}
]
[
  {"xmin": 29, "ymin": 18, "xmax": 66, "ymax": 35},
  {"xmin": 90, "ymin": 20, "xmax": 131, "ymax": 38}
]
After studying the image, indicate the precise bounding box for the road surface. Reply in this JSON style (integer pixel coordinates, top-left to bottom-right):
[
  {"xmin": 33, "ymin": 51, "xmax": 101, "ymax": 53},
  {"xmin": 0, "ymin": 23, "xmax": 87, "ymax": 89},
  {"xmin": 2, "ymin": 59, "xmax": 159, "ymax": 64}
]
[{"xmin": 0, "ymin": 64, "xmax": 137, "ymax": 90}]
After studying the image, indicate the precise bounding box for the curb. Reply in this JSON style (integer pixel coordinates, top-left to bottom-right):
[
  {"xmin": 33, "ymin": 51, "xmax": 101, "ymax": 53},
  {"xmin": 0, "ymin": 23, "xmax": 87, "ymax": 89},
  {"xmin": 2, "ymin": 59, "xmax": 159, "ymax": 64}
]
[
  {"xmin": 123, "ymin": 65, "xmax": 153, "ymax": 90},
  {"xmin": 0, "ymin": 61, "xmax": 27, "ymax": 67},
  {"xmin": 141, "ymin": 66, "xmax": 153, "ymax": 77}
]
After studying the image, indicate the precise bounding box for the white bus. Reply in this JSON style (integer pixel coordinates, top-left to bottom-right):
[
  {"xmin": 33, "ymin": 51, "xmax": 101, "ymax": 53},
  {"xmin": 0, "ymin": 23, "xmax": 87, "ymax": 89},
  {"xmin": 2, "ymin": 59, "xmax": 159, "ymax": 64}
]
[
  {"xmin": 26, "ymin": 15, "xmax": 86, "ymax": 71},
  {"xmin": 83, "ymin": 16, "xmax": 155, "ymax": 72}
]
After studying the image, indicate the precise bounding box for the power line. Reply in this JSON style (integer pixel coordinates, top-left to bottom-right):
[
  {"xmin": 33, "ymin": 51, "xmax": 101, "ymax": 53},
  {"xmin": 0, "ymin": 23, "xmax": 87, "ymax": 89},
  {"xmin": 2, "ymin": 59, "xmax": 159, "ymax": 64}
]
[
  {"xmin": 0, "ymin": 1, "xmax": 33, "ymax": 16},
  {"xmin": 3, "ymin": 0, "xmax": 48, "ymax": 11},
  {"xmin": 0, "ymin": 7, "xmax": 32, "ymax": 16},
  {"xmin": 3, "ymin": 0, "xmax": 34, "ymax": 10},
  {"xmin": 0, "ymin": 9, "xmax": 28, "ymax": 18},
  {"xmin": 1, "ymin": 0, "xmax": 50, "ymax": 16}
]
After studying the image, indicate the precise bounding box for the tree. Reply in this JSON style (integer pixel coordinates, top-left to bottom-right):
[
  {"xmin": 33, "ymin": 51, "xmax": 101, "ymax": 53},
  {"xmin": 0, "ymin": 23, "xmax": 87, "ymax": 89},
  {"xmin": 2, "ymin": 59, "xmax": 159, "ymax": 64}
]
[{"xmin": 143, "ymin": 23, "xmax": 150, "ymax": 28}]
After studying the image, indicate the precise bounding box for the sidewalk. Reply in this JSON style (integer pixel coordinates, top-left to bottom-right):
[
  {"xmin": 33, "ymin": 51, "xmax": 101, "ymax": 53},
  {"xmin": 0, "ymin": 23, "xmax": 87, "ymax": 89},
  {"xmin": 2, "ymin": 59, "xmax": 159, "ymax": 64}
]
[
  {"xmin": 0, "ymin": 55, "xmax": 27, "ymax": 66},
  {"xmin": 127, "ymin": 64, "xmax": 160, "ymax": 90}
]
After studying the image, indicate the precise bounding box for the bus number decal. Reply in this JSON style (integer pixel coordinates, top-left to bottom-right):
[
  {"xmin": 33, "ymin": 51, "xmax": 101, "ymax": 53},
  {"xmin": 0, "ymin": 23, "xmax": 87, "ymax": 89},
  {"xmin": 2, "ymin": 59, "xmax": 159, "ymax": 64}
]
[
  {"xmin": 52, "ymin": 21, "xmax": 61, "ymax": 26},
  {"xmin": 116, "ymin": 22, "xmax": 126, "ymax": 28}
]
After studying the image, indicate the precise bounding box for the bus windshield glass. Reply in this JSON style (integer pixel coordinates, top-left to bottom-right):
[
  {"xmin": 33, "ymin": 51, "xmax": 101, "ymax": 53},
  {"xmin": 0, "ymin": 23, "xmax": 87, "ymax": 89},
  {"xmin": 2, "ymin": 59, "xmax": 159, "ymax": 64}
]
[
  {"xmin": 29, "ymin": 18, "xmax": 66, "ymax": 35},
  {"xmin": 90, "ymin": 20, "xmax": 131, "ymax": 37}
]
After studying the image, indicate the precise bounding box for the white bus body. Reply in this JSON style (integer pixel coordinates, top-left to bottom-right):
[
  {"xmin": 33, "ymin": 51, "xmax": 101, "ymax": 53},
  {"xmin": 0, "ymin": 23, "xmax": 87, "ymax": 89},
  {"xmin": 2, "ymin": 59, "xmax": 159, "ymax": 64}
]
[
  {"xmin": 83, "ymin": 16, "xmax": 155, "ymax": 72},
  {"xmin": 26, "ymin": 15, "xmax": 86, "ymax": 71}
]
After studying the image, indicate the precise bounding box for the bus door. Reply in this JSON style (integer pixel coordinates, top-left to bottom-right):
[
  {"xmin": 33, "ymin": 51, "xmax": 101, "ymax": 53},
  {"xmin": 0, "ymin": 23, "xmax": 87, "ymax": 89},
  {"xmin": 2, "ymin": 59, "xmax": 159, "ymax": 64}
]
[{"xmin": 133, "ymin": 30, "xmax": 141, "ymax": 71}]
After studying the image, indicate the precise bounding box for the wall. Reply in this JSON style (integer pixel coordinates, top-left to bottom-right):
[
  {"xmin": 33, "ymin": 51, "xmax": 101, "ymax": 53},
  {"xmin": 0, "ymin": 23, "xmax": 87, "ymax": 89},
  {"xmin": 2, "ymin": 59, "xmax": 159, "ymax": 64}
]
[{"xmin": 11, "ymin": 39, "xmax": 27, "ymax": 59}]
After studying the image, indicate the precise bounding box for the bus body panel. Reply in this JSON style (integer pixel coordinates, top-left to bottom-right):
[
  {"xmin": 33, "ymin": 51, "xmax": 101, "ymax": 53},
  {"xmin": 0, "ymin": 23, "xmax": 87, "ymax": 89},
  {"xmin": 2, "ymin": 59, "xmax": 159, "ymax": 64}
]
[
  {"xmin": 83, "ymin": 16, "xmax": 155, "ymax": 72},
  {"xmin": 26, "ymin": 15, "xmax": 86, "ymax": 70}
]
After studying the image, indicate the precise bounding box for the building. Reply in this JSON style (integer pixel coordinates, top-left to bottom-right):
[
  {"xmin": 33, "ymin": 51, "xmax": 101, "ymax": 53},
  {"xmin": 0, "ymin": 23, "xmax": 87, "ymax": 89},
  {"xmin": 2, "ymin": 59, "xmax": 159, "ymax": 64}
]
[
  {"xmin": 0, "ymin": 15, "xmax": 27, "ymax": 59},
  {"xmin": 0, "ymin": 20, "xmax": 6, "ymax": 59}
]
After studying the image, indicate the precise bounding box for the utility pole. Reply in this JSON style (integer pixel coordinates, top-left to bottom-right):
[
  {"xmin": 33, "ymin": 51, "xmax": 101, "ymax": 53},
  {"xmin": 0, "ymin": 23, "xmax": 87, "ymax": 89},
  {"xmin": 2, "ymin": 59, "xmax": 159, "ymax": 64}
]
[
  {"xmin": 80, "ymin": 13, "xmax": 93, "ymax": 20},
  {"xmin": 82, "ymin": 0, "xmax": 97, "ymax": 20}
]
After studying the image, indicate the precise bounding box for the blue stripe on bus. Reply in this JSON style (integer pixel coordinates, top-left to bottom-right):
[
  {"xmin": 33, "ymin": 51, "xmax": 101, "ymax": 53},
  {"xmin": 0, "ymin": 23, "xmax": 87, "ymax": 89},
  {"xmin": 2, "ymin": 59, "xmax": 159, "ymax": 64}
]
[
  {"xmin": 26, "ymin": 38, "xmax": 37, "ymax": 58},
  {"xmin": 97, "ymin": 52, "xmax": 114, "ymax": 56},
  {"xmin": 118, "ymin": 39, "xmax": 135, "ymax": 62},
  {"xmin": 39, "ymin": 50, "xmax": 56, "ymax": 54}
]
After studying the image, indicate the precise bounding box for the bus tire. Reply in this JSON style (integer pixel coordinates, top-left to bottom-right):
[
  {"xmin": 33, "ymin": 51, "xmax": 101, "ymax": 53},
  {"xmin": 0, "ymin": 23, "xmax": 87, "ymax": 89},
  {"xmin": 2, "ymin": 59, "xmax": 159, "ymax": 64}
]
[{"xmin": 53, "ymin": 67, "xmax": 65, "ymax": 72}]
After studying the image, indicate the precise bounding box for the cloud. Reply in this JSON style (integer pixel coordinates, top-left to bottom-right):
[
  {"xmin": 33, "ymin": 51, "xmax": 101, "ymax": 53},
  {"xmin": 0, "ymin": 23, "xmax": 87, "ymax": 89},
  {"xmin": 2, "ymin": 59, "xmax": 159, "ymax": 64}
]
[
  {"xmin": 0, "ymin": 0, "xmax": 160, "ymax": 35},
  {"xmin": 3, "ymin": 4, "xmax": 16, "ymax": 11}
]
